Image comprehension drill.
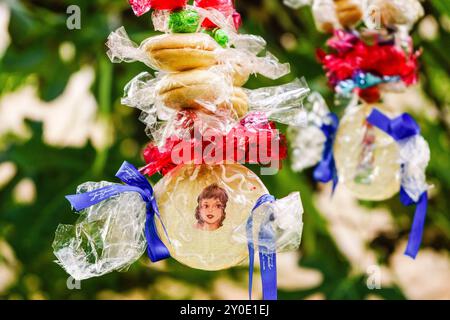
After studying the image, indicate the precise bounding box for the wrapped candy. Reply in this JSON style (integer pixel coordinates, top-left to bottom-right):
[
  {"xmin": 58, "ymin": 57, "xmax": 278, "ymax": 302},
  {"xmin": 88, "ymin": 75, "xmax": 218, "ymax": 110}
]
[
  {"xmin": 194, "ymin": 0, "xmax": 242, "ymax": 30},
  {"xmin": 285, "ymin": 0, "xmax": 423, "ymax": 32},
  {"xmin": 284, "ymin": 0, "xmax": 363, "ymax": 32},
  {"xmin": 106, "ymin": 26, "xmax": 289, "ymax": 76},
  {"xmin": 129, "ymin": 0, "xmax": 189, "ymax": 17},
  {"xmin": 53, "ymin": 162, "xmax": 167, "ymax": 281},
  {"xmin": 121, "ymin": 69, "xmax": 308, "ymax": 146},
  {"xmin": 364, "ymin": 0, "xmax": 424, "ymax": 29},
  {"xmin": 288, "ymin": 92, "xmax": 330, "ymax": 172}
]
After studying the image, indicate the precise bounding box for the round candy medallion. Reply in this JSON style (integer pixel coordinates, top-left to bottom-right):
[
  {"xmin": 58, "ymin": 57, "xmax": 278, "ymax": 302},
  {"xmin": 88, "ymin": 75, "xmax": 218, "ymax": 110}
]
[
  {"xmin": 154, "ymin": 163, "xmax": 268, "ymax": 270},
  {"xmin": 334, "ymin": 103, "xmax": 401, "ymax": 201}
]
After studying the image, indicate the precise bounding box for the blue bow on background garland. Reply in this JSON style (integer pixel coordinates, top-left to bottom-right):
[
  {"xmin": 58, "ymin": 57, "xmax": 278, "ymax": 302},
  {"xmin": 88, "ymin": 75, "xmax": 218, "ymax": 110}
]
[
  {"xmin": 65, "ymin": 161, "xmax": 171, "ymax": 263},
  {"xmin": 314, "ymin": 113, "xmax": 339, "ymax": 192},
  {"xmin": 367, "ymin": 109, "xmax": 428, "ymax": 259},
  {"xmin": 247, "ymin": 194, "xmax": 277, "ymax": 300},
  {"xmin": 336, "ymin": 70, "xmax": 400, "ymax": 98}
]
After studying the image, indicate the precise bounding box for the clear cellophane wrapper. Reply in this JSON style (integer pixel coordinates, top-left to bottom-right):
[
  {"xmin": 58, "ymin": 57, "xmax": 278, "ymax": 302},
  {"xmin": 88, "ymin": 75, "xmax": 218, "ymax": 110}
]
[
  {"xmin": 122, "ymin": 72, "xmax": 309, "ymax": 147},
  {"xmin": 52, "ymin": 182, "xmax": 147, "ymax": 281},
  {"xmin": 283, "ymin": 0, "xmax": 342, "ymax": 32},
  {"xmin": 399, "ymin": 134, "xmax": 430, "ymax": 202},
  {"xmin": 232, "ymin": 192, "xmax": 304, "ymax": 253},
  {"xmin": 288, "ymin": 92, "xmax": 330, "ymax": 172},
  {"xmin": 106, "ymin": 6, "xmax": 290, "ymax": 78}
]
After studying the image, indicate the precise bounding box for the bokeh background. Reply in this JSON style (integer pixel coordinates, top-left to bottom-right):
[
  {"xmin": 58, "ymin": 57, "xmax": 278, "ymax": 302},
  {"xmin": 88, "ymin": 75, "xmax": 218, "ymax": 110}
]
[{"xmin": 0, "ymin": 0, "xmax": 449, "ymax": 300}]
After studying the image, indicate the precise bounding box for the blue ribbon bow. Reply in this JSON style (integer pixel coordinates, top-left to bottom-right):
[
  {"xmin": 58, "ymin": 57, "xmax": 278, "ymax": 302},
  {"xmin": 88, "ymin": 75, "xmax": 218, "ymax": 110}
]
[
  {"xmin": 65, "ymin": 161, "xmax": 171, "ymax": 263},
  {"xmin": 367, "ymin": 109, "xmax": 427, "ymax": 259},
  {"xmin": 314, "ymin": 113, "xmax": 339, "ymax": 192},
  {"xmin": 247, "ymin": 194, "xmax": 277, "ymax": 300}
]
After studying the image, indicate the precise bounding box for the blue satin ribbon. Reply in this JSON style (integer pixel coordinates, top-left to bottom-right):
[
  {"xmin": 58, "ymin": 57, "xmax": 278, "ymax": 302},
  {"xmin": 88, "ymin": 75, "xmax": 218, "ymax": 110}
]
[
  {"xmin": 367, "ymin": 109, "xmax": 427, "ymax": 259},
  {"xmin": 314, "ymin": 113, "xmax": 339, "ymax": 192},
  {"xmin": 65, "ymin": 161, "xmax": 171, "ymax": 263},
  {"xmin": 336, "ymin": 70, "xmax": 401, "ymax": 97},
  {"xmin": 247, "ymin": 194, "xmax": 277, "ymax": 300}
]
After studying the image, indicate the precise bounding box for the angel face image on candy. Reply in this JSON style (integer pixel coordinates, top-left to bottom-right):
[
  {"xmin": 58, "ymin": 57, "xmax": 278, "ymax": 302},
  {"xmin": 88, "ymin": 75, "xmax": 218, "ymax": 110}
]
[{"xmin": 194, "ymin": 184, "xmax": 228, "ymax": 231}]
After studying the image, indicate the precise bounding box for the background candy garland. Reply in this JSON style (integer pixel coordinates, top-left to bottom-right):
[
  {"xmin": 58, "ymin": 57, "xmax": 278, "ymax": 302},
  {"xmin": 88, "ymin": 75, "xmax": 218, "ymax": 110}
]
[
  {"xmin": 284, "ymin": 0, "xmax": 431, "ymax": 259},
  {"xmin": 0, "ymin": 0, "xmax": 449, "ymax": 300}
]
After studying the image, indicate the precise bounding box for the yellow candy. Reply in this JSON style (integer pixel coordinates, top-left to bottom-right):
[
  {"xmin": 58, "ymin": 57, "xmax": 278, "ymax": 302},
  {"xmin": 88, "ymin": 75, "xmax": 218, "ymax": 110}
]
[
  {"xmin": 334, "ymin": 104, "xmax": 401, "ymax": 201},
  {"xmin": 154, "ymin": 164, "xmax": 268, "ymax": 271}
]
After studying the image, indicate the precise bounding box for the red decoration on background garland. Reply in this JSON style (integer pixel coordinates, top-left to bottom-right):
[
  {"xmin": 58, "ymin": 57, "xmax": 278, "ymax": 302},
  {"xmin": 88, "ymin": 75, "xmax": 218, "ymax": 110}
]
[
  {"xmin": 141, "ymin": 112, "xmax": 287, "ymax": 176},
  {"xmin": 195, "ymin": 0, "xmax": 242, "ymax": 29},
  {"xmin": 317, "ymin": 30, "xmax": 420, "ymax": 95}
]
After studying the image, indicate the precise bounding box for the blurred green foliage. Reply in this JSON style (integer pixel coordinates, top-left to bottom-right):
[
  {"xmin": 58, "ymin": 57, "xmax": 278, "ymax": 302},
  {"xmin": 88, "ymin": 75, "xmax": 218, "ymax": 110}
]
[{"xmin": 0, "ymin": 0, "xmax": 449, "ymax": 300}]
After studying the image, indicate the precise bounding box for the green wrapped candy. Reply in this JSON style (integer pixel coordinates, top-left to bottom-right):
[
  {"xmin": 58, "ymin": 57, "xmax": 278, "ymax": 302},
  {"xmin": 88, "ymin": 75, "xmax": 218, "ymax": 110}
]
[
  {"xmin": 213, "ymin": 28, "xmax": 229, "ymax": 48},
  {"xmin": 169, "ymin": 9, "xmax": 200, "ymax": 33}
]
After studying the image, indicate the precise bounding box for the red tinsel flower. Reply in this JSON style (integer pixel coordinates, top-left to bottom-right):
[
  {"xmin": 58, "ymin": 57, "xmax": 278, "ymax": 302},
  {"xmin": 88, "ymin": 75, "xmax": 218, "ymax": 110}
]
[
  {"xmin": 141, "ymin": 113, "xmax": 287, "ymax": 176},
  {"xmin": 194, "ymin": 0, "xmax": 241, "ymax": 30},
  {"xmin": 129, "ymin": 0, "xmax": 188, "ymax": 16},
  {"xmin": 317, "ymin": 30, "xmax": 420, "ymax": 95}
]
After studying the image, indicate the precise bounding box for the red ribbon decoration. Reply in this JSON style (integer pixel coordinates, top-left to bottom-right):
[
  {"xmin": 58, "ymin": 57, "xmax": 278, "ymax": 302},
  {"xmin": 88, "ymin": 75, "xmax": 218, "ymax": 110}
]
[
  {"xmin": 141, "ymin": 112, "xmax": 287, "ymax": 176},
  {"xmin": 317, "ymin": 30, "xmax": 420, "ymax": 102},
  {"xmin": 194, "ymin": 0, "xmax": 241, "ymax": 30},
  {"xmin": 129, "ymin": 0, "xmax": 188, "ymax": 16}
]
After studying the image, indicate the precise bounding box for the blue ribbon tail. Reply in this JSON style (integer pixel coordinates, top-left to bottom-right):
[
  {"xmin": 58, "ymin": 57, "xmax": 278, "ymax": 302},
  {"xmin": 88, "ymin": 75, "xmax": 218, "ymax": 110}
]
[
  {"xmin": 145, "ymin": 202, "xmax": 171, "ymax": 262},
  {"xmin": 404, "ymin": 192, "xmax": 428, "ymax": 259},
  {"xmin": 247, "ymin": 194, "xmax": 277, "ymax": 301},
  {"xmin": 260, "ymin": 252, "xmax": 277, "ymax": 300},
  {"xmin": 314, "ymin": 113, "xmax": 339, "ymax": 194},
  {"xmin": 248, "ymin": 244, "xmax": 255, "ymax": 300}
]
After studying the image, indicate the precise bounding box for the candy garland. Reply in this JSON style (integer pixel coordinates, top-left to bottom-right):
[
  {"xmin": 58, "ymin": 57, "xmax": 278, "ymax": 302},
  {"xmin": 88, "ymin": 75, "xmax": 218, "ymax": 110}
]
[
  {"xmin": 285, "ymin": 0, "xmax": 430, "ymax": 258},
  {"xmin": 53, "ymin": 1, "xmax": 308, "ymax": 300}
]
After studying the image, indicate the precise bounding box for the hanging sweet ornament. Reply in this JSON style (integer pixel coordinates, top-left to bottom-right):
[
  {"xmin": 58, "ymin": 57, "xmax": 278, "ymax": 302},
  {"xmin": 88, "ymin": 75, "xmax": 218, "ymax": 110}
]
[
  {"xmin": 53, "ymin": 1, "xmax": 308, "ymax": 300},
  {"xmin": 284, "ymin": 0, "xmax": 430, "ymax": 259}
]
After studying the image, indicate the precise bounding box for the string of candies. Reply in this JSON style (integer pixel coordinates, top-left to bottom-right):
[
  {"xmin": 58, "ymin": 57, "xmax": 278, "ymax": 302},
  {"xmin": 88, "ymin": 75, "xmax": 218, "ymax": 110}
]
[
  {"xmin": 52, "ymin": 0, "xmax": 310, "ymax": 300},
  {"xmin": 285, "ymin": 0, "xmax": 430, "ymax": 259}
]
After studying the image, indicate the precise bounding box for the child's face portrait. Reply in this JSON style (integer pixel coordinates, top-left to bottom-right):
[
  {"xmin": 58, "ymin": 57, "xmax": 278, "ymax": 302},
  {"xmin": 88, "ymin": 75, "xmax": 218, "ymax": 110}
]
[
  {"xmin": 195, "ymin": 184, "xmax": 228, "ymax": 232},
  {"xmin": 199, "ymin": 198, "xmax": 223, "ymax": 226}
]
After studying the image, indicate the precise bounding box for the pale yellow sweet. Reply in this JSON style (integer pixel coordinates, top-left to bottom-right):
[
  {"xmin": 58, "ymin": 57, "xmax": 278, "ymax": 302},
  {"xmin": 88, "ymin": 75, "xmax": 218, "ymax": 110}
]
[
  {"xmin": 158, "ymin": 69, "xmax": 249, "ymax": 117},
  {"xmin": 144, "ymin": 33, "xmax": 220, "ymax": 72},
  {"xmin": 334, "ymin": 104, "xmax": 401, "ymax": 201},
  {"xmin": 334, "ymin": 0, "xmax": 363, "ymax": 28},
  {"xmin": 154, "ymin": 164, "xmax": 268, "ymax": 271}
]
